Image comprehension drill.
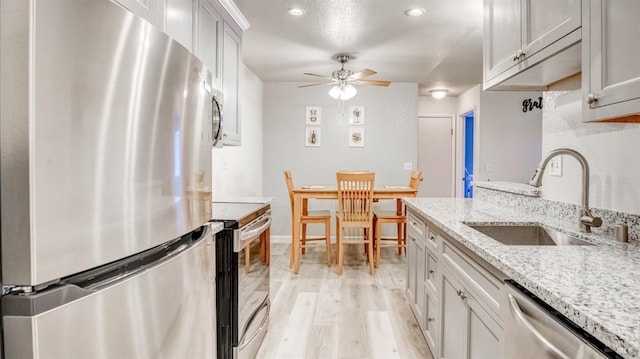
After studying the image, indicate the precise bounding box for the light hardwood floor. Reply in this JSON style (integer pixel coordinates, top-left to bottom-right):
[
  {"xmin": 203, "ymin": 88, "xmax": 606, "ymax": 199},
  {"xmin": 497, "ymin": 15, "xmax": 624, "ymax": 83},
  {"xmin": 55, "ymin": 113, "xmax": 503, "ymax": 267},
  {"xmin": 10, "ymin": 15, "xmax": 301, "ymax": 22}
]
[{"xmin": 256, "ymin": 242, "xmax": 434, "ymax": 359}]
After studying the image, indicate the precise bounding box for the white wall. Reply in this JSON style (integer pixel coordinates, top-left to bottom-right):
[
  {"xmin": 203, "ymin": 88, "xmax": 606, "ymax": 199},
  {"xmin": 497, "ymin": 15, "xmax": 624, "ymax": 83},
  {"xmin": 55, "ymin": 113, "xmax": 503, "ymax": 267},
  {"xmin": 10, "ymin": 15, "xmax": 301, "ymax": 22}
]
[
  {"xmin": 457, "ymin": 85, "xmax": 543, "ymax": 184},
  {"xmin": 212, "ymin": 64, "xmax": 263, "ymax": 198},
  {"xmin": 262, "ymin": 83, "xmax": 419, "ymax": 237},
  {"xmin": 418, "ymin": 96, "xmax": 458, "ymax": 115},
  {"xmin": 541, "ymin": 89, "xmax": 640, "ymax": 214}
]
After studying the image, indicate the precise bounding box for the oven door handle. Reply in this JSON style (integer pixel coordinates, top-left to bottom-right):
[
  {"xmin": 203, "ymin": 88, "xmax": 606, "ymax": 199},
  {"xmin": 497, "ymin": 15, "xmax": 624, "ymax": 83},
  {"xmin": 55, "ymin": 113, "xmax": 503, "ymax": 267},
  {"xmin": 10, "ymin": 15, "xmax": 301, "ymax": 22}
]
[
  {"xmin": 235, "ymin": 216, "xmax": 271, "ymax": 252},
  {"xmin": 239, "ymin": 297, "xmax": 270, "ymax": 349},
  {"xmin": 241, "ymin": 216, "xmax": 271, "ymax": 241},
  {"xmin": 508, "ymin": 294, "xmax": 571, "ymax": 359}
]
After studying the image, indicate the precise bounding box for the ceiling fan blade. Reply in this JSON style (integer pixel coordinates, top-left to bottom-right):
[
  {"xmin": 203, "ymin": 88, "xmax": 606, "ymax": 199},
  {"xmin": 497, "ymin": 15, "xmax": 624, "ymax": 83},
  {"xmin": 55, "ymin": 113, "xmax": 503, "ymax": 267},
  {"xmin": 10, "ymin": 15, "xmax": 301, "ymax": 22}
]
[
  {"xmin": 351, "ymin": 79, "xmax": 391, "ymax": 87},
  {"xmin": 303, "ymin": 72, "xmax": 334, "ymax": 80},
  {"xmin": 348, "ymin": 69, "xmax": 376, "ymax": 81},
  {"xmin": 298, "ymin": 82, "xmax": 334, "ymax": 88}
]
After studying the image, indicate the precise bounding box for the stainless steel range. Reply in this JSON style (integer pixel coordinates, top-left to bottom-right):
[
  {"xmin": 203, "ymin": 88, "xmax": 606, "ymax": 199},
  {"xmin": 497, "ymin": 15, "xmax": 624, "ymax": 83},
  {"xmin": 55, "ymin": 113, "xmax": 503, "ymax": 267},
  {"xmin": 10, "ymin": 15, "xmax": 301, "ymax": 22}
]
[{"xmin": 212, "ymin": 202, "xmax": 271, "ymax": 359}]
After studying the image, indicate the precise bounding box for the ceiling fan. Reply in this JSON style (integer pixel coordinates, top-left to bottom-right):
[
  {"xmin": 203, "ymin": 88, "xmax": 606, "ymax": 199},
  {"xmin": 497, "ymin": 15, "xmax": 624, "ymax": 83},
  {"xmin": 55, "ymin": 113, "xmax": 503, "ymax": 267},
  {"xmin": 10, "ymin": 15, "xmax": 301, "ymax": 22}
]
[{"xmin": 298, "ymin": 55, "xmax": 391, "ymax": 93}]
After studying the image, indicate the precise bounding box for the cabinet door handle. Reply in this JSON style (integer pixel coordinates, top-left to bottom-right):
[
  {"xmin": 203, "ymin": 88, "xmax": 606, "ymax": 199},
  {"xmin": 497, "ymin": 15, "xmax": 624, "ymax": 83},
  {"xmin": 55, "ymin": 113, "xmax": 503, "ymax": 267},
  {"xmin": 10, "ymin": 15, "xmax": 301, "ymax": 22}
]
[
  {"xmin": 456, "ymin": 289, "xmax": 467, "ymax": 300},
  {"xmin": 427, "ymin": 317, "xmax": 435, "ymax": 322},
  {"xmin": 513, "ymin": 49, "xmax": 524, "ymax": 61},
  {"xmin": 428, "ymin": 269, "xmax": 435, "ymax": 275},
  {"xmin": 512, "ymin": 52, "xmax": 520, "ymax": 61},
  {"xmin": 429, "ymin": 234, "xmax": 435, "ymax": 242},
  {"xmin": 586, "ymin": 93, "xmax": 599, "ymax": 105}
]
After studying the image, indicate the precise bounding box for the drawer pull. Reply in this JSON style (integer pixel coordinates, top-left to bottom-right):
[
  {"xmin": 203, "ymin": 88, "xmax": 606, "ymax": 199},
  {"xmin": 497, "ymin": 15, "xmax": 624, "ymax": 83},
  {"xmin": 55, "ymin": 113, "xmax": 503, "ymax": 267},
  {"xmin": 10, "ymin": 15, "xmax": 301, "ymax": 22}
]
[{"xmin": 427, "ymin": 317, "xmax": 435, "ymax": 322}]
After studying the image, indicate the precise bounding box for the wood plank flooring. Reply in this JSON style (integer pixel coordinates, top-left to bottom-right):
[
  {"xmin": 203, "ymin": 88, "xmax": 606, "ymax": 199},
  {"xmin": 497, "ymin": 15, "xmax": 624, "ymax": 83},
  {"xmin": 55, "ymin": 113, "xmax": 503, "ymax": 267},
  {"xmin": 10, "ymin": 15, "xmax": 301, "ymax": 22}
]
[{"xmin": 256, "ymin": 243, "xmax": 434, "ymax": 359}]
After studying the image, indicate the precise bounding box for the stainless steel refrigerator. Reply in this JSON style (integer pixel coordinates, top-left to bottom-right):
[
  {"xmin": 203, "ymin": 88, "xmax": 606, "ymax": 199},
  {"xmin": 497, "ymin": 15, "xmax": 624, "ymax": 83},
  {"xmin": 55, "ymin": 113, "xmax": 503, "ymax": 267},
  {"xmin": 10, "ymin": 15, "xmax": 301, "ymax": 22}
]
[{"xmin": 0, "ymin": 0, "xmax": 221, "ymax": 357}]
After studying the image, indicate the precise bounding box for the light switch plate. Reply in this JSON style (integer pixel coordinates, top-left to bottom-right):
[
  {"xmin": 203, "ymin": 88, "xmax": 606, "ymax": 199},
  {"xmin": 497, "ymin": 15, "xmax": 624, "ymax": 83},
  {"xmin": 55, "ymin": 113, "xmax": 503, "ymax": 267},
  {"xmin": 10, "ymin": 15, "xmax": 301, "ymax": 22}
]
[
  {"xmin": 549, "ymin": 157, "xmax": 562, "ymax": 176},
  {"xmin": 403, "ymin": 162, "xmax": 412, "ymax": 171}
]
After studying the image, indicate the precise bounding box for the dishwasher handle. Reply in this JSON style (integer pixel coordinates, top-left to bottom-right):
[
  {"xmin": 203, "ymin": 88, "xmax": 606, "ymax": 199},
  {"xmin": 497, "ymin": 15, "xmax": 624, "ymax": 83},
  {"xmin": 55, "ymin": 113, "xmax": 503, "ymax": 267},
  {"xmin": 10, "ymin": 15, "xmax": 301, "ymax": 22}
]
[{"xmin": 508, "ymin": 294, "xmax": 571, "ymax": 359}]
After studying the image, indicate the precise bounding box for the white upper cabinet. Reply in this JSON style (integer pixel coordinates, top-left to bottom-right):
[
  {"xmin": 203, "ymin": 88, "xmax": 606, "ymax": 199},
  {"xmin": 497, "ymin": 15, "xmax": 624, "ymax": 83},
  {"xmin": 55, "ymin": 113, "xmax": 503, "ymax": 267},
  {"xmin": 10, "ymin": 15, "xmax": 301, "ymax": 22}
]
[
  {"xmin": 112, "ymin": 0, "xmax": 166, "ymax": 29},
  {"xmin": 196, "ymin": 0, "xmax": 223, "ymax": 88},
  {"xmin": 483, "ymin": 0, "xmax": 582, "ymax": 90},
  {"xmin": 221, "ymin": 20, "xmax": 242, "ymax": 146},
  {"xmin": 582, "ymin": 0, "xmax": 640, "ymax": 122},
  {"xmin": 165, "ymin": 0, "xmax": 194, "ymax": 51}
]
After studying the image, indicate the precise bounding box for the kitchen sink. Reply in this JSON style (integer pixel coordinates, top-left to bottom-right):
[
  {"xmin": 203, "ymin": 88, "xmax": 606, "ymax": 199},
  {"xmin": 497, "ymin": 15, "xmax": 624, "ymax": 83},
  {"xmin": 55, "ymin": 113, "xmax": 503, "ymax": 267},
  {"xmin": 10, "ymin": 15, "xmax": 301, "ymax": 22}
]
[{"xmin": 465, "ymin": 224, "xmax": 594, "ymax": 246}]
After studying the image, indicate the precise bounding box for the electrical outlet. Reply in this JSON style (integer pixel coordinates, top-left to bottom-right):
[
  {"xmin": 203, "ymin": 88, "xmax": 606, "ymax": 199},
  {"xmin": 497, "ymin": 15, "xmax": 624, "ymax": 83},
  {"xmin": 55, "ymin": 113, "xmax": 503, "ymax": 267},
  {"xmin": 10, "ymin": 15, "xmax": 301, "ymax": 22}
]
[
  {"xmin": 403, "ymin": 162, "xmax": 412, "ymax": 171},
  {"xmin": 549, "ymin": 157, "xmax": 562, "ymax": 176}
]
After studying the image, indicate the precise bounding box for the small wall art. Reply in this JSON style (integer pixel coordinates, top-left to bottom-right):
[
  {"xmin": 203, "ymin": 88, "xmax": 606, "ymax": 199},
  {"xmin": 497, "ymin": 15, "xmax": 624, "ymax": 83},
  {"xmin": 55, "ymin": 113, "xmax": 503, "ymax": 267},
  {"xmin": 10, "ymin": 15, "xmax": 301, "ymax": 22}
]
[
  {"xmin": 305, "ymin": 106, "xmax": 321, "ymax": 125},
  {"xmin": 349, "ymin": 106, "xmax": 365, "ymax": 125},
  {"xmin": 349, "ymin": 127, "xmax": 365, "ymax": 147},
  {"xmin": 305, "ymin": 127, "xmax": 321, "ymax": 147}
]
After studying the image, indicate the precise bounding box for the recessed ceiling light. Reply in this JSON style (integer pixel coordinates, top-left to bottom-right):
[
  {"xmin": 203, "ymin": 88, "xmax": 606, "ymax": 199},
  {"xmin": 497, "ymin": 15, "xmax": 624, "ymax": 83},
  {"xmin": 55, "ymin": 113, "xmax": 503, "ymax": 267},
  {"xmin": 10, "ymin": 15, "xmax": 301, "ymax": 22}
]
[
  {"xmin": 287, "ymin": 8, "xmax": 305, "ymax": 16},
  {"xmin": 404, "ymin": 8, "xmax": 425, "ymax": 17}
]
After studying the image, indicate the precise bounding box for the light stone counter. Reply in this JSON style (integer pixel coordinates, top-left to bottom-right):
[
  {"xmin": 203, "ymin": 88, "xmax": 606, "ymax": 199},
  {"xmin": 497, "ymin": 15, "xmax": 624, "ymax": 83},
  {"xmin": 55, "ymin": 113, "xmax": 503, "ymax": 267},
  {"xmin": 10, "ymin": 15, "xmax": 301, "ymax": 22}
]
[
  {"xmin": 403, "ymin": 197, "xmax": 640, "ymax": 359},
  {"xmin": 473, "ymin": 180, "xmax": 541, "ymax": 197}
]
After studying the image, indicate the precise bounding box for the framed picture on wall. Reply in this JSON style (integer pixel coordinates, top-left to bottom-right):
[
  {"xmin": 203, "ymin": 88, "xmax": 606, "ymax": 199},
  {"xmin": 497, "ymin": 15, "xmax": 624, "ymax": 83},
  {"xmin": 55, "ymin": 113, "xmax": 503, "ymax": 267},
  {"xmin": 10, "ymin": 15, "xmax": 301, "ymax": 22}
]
[
  {"xmin": 349, "ymin": 106, "xmax": 365, "ymax": 125},
  {"xmin": 305, "ymin": 127, "xmax": 321, "ymax": 147},
  {"xmin": 305, "ymin": 106, "xmax": 321, "ymax": 125},
  {"xmin": 349, "ymin": 127, "xmax": 364, "ymax": 147}
]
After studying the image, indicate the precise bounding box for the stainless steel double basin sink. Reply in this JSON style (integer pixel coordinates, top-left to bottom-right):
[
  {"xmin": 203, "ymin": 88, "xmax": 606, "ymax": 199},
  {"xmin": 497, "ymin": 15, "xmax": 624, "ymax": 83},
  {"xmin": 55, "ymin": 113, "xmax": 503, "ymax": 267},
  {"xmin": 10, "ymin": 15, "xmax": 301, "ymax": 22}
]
[{"xmin": 465, "ymin": 224, "xmax": 594, "ymax": 246}]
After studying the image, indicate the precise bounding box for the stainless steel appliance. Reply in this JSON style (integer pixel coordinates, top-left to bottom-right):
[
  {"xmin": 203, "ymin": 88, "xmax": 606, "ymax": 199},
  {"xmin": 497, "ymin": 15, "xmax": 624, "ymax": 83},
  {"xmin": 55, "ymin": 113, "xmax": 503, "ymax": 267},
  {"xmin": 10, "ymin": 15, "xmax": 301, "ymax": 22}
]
[
  {"xmin": 1, "ymin": 0, "xmax": 220, "ymax": 357},
  {"xmin": 505, "ymin": 281, "xmax": 621, "ymax": 359},
  {"xmin": 211, "ymin": 202, "xmax": 271, "ymax": 359}
]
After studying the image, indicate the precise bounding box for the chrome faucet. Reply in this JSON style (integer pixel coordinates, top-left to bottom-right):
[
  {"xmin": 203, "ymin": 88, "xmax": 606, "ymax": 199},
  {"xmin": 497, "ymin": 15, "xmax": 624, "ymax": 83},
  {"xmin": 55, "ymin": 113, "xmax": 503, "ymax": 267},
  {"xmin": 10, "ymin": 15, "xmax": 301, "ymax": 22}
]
[{"xmin": 529, "ymin": 148, "xmax": 602, "ymax": 233}]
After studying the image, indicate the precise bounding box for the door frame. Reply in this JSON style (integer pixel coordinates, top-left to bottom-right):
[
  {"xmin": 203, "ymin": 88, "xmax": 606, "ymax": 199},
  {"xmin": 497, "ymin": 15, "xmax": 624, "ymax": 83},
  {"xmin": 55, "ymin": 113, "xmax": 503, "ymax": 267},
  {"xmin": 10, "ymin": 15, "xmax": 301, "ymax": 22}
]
[
  {"xmin": 455, "ymin": 107, "xmax": 477, "ymax": 198},
  {"xmin": 417, "ymin": 115, "xmax": 456, "ymax": 197}
]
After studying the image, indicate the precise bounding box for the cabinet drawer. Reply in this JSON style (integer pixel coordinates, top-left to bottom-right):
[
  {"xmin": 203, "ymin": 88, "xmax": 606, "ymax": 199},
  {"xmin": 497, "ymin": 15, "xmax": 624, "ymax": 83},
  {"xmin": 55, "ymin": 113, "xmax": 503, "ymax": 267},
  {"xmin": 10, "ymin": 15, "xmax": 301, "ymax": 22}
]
[
  {"xmin": 407, "ymin": 211, "xmax": 425, "ymax": 238},
  {"xmin": 425, "ymin": 250, "xmax": 438, "ymax": 295},
  {"xmin": 425, "ymin": 228, "xmax": 441, "ymax": 254},
  {"xmin": 442, "ymin": 240, "xmax": 503, "ymax": 316}
]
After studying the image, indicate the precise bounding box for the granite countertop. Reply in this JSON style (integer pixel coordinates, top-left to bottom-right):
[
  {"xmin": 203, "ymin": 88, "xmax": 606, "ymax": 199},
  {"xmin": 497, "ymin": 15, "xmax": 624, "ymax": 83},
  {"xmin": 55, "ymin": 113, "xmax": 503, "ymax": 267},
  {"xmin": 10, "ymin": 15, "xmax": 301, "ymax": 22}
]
[
  {"xmin": 473, "ymin": 180, "xmax": 541, "ymax": 197},
  {"xmin": 403, "ymin": 197, "xmax": 640, "ymax": 359}
]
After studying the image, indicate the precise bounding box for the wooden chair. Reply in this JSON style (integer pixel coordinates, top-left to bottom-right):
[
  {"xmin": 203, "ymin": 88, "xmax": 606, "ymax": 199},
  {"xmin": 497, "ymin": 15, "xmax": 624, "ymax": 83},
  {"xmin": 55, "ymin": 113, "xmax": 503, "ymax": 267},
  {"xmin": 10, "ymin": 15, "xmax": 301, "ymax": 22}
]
[
  {"xmin": 284, "ymin": 171, "xmax": 332, "ymax": 269},
  {"xmin": 335, "ymin": 171, "xmax": 376, "ymax": 275},
  {"xmin": 372, "ymin": 170, "xmax": 421, "ymax": 268}
]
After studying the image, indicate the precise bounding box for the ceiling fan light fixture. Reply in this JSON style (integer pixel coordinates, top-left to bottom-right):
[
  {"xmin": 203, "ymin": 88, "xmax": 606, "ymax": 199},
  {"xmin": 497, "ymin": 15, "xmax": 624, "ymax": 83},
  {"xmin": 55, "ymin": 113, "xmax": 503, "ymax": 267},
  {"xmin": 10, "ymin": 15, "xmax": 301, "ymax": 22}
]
[
  {"xmin": 430, "ymin": 89, "xmax": 449, "ymax": 99},
  {"xmin": 341, "ymin": 84, "xmax": 357, "ymax": 100},
  {"xmin": 404, "ymin": 8, "xmax": 425, "ymax": 17},
  {"xmin": 328, "ymin": 84, "xmax": 357, "ymax": 100},
  {"xmin": 287, "ymin": 8, "xmax": 305, "ymax": 16}
]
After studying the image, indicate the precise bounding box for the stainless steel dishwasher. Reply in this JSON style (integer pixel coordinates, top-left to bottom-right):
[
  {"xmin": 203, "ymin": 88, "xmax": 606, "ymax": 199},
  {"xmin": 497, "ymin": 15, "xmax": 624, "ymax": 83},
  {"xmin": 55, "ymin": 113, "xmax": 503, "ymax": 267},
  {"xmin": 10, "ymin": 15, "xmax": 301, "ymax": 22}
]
[{"xmin": 505, "ymin": 281, "xmax": 622, "ymax": 359}]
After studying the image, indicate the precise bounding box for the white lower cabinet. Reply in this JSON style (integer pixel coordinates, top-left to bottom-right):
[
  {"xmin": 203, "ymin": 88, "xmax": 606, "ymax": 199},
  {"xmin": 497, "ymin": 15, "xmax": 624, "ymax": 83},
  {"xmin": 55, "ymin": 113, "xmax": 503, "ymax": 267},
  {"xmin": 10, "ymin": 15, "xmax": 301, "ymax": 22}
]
[
  {"xmin": 440, "ymin": 264, "xmax": 503, "ymax": 359},
  {"xmin": 406, "ymin": 209, "xmax": 505, "ymax": 359},
  {"xmin": 407, "ymin": 225, "xmax": 426, "ymax": 322}
]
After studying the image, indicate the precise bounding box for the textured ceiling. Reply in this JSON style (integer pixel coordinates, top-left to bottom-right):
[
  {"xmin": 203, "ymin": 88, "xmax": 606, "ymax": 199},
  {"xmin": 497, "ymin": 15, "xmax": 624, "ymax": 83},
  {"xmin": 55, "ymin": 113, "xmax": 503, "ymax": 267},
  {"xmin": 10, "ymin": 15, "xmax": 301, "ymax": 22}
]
[{"xmin": 233, "ymin": 0, "xmax": 484, "ymax": 96}]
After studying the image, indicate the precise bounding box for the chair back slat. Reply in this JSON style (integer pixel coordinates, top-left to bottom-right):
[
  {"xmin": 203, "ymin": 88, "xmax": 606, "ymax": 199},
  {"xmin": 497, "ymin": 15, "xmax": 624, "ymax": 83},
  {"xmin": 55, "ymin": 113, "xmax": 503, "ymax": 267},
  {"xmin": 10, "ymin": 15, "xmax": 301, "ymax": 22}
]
[
  {"xmin": 336, "ymin": 172, "xmax": 375, "ymax": 224},
  {"xmin": 408, "ymin": 170, "xmax": 422, "ymax": 190},
  {"xmin": 284, "ymin": 170, "xmax": 294, "ymax": 210}
]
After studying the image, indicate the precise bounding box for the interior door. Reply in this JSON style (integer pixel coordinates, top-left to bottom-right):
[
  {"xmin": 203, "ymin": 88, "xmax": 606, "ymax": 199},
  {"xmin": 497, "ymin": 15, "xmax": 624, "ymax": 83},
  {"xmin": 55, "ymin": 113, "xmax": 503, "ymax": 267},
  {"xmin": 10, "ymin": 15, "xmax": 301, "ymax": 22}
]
[{"xmin": 418, "ymin": 116, "xmax": 454, "ymax": 197}]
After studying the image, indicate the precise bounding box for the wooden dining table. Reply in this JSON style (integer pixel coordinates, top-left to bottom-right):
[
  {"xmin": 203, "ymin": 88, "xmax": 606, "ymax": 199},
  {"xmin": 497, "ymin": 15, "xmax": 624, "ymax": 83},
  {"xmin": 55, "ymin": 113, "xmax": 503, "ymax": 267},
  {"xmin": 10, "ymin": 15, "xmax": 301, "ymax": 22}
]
[{"xmin": 290, "ymin": 185, "xmax": 418, "ymax": 273}]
